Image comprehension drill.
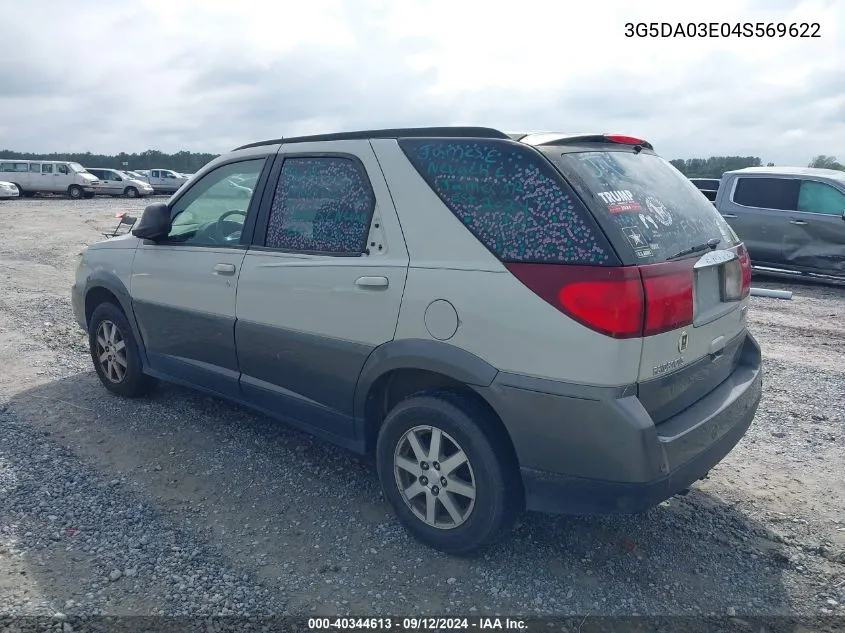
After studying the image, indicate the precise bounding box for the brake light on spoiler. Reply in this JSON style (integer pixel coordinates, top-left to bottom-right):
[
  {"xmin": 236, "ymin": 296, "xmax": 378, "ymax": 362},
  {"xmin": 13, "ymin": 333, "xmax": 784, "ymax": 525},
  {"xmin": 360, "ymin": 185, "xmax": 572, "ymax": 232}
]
[{"xmin": 505, "ymin": 243, "xmax": 752, "ymax": 339}]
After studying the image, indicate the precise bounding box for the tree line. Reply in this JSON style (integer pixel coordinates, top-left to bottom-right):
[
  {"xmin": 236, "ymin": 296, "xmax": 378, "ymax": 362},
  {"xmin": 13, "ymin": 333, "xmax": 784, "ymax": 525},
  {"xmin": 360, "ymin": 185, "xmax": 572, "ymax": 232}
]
[
  {"xmin": 1, "ymin": 148, "xmax": 842, "ymax": 179},
  {"xmin": 670, "ymin": 155, "xmax": 844, "ymax": 178}
]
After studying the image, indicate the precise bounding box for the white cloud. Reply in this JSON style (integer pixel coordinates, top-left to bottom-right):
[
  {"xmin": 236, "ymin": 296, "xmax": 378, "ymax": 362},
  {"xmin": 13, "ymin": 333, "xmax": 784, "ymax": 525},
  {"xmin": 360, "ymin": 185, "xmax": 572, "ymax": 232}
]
[{"xmin": 0, "ymin": 0, "xmax": 842, "ymax": 165}]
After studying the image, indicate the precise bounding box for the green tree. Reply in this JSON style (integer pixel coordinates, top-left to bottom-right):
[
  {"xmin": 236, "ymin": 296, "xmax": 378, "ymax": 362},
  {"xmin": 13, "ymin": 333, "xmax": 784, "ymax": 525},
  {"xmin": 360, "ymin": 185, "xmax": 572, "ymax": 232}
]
[
  {"xmin": 808, "ymin": 155, "xmax": 845, "ymax": 170},
  {"xmin": 669, "ymin": 156, "xmax": 763, "ymax": 178}
]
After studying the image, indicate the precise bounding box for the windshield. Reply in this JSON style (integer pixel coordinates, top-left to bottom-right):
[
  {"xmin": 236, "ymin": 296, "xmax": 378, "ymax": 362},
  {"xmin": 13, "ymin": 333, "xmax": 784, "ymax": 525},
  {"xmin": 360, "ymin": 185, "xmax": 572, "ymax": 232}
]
[
  {"xmin": 547, "ymin": 150, "xmax": 739, "ymax": 264},
  {"xmin": 69, "ymin": 162, "xmax": 87, "ymax": 173}
]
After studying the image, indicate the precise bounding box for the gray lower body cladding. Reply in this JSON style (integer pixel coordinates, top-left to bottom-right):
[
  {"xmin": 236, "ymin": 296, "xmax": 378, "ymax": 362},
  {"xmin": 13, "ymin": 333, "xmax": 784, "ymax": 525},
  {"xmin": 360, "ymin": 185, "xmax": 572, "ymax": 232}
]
[{"xmin": 475, "ymin": 333, "xmax": 763, "ymax": 514}]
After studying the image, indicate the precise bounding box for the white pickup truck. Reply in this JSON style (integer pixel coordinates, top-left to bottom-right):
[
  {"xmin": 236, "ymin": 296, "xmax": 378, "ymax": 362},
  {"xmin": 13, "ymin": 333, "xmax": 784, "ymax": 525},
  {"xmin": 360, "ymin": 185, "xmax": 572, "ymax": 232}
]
[{"xmin": 136, "ymin": 169, "xmax": 188, "ymax": 194}]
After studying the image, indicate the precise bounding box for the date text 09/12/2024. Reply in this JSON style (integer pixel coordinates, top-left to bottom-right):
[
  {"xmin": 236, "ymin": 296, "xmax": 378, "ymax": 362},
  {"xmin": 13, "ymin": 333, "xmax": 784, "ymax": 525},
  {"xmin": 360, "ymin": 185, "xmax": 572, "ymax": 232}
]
[
  {"xmin": 308, "ymin": 617, "xmax": 527, "ymax": 631},
  {"xmin": 624, "ymin": 22, "xmax": 821, "ymax": 38}
]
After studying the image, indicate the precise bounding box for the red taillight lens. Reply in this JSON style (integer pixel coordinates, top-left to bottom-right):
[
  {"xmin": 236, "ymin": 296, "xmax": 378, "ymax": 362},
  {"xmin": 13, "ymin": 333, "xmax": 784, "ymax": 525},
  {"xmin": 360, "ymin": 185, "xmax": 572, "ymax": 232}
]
[
  {"xmin": 638, "ymin": 260, "xmax": 695, "ymax": 336},
  {"xmin": 505, "ymin": 260, "xmax": 695, "ymax": 339},
  {"xmin": 734, "ymin": 243, "xmax": 752, "ymax": 298},
  {"xmin": 505, "ymin": 264, "xmax": 645, "ymax": 338}
]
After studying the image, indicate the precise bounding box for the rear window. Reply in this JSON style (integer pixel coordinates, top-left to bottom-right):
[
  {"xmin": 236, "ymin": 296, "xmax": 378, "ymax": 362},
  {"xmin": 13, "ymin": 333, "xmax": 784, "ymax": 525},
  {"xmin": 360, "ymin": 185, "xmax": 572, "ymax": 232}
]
[
  {"xmin": 398, "ymin": 138, "xmax": 615, "ymax": 265},
  {"xmin": 733, "ymin": 177, "xmax": 799, "ymax": 210},
  {"xmin": 547, "ymin": 150, "xmax": 739, "ymax": 263}
]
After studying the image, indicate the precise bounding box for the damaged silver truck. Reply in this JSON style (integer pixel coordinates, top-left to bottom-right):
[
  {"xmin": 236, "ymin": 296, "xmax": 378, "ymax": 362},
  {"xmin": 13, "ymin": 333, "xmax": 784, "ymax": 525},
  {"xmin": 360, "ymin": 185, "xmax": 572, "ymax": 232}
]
[{"xmin": 715, "ymin": 166, "xmax": 845, "ymax": 279}]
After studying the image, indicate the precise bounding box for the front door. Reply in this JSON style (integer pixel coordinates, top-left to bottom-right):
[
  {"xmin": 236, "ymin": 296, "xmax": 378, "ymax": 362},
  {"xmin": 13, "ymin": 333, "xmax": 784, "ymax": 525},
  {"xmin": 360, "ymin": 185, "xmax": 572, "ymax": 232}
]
[
  {"xmin": 129, "ymin": 156, "xmax": 270, "ymax": 397},
  {"xmin": 54, "ymin": 163, "xmax": 74, "ymax": 192},
  {"xmin": 99, "ymin": 169, "xmax": 121, "ymax": 195},
  {"xmin": 236, "ymin": 141, "xmax": 409, "ymax": 438}
]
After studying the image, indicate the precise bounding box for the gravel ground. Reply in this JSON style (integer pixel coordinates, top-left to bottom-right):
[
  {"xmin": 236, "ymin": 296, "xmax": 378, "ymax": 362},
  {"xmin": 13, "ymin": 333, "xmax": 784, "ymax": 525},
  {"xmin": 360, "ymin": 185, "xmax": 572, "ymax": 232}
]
[{"xmin": 0, "ymin": 196, "xmax": 843, "ymax": 620}]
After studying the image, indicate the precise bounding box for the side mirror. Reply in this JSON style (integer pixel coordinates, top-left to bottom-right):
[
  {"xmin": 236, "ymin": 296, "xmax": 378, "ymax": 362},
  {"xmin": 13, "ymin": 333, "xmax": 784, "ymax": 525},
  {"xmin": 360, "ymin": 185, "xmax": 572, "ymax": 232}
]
[{"xmin": 131, "ymin": 202, "xmax": 171, "ymax": 241}]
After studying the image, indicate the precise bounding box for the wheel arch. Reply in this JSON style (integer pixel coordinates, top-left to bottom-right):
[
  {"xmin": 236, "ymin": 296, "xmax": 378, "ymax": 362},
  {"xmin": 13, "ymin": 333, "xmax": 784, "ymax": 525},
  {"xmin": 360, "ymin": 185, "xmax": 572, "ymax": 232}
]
[
  {"xmin": 353, "ymin": 339, "xmax": 517, "ymax": 456},
  {"xmin": 83, "ymin": 272, "xmax": 149, "ymax": 367}
]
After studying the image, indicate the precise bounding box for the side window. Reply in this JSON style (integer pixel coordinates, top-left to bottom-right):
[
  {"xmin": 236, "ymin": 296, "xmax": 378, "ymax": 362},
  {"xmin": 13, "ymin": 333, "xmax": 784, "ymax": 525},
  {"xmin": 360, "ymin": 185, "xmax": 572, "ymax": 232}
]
[
  {"xmin": 164, "ymin": 158, "xmax": 266, "ymax": 246},
  {"xmin": 264, "ymin": 156, "xmax": 375, "ymax": 254},
  {"xmin": 88, "ymin": 169, "xmax": 100, "ymax": 179},
  {"xmin": 398, "ymin": 138, "xmax": 612, "ymax": 264},
  {"xmin": 14, "ymin": 163, "xmax": 28, "ymax": 172},
  {"xmin": 797, "ymin": 181, "xmax": 845, "ymax": 216},
  {"xmin": 42, "ymin": 164, "xmax": 54, "ymax": 174},
  {"xmin": 151, "ymin": 170, "xmax": 160, "ymax": 178},
  {"xmin": 733, "ymin": 177, "xmax": 799, "ymax": 211},
  {"xmin": 0, "ymin": 163, "xmax": 13, "ymax": 173},
  {"xmin": 57, "ymin": 164, "xmax": 70, "ymax": 175},
  {"xmin": 30, "ymin": 163, "xmax": 40, "ymax": 173}
]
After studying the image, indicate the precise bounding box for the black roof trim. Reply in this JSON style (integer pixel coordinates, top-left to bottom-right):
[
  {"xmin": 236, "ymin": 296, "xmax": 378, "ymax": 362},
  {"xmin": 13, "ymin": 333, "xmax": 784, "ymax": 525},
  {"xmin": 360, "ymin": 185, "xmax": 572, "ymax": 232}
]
[{"xmin": 232, "ymin": 126, "xmax": 510, "ymax": 151}]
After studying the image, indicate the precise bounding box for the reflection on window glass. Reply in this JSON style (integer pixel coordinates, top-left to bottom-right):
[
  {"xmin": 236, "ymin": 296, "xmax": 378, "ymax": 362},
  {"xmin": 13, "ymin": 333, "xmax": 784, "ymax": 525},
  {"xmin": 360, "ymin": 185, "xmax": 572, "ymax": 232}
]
[
  {"xmin": 165, "ymin": 159, "xmax": 266, "ymax": 246},
  {"xmin": 798, "ymin": 181, "xmax": 845, "ymax": 216},
  {"xmin": 265, "ymin": 157, "xmax": 375, "ymax": 253}
]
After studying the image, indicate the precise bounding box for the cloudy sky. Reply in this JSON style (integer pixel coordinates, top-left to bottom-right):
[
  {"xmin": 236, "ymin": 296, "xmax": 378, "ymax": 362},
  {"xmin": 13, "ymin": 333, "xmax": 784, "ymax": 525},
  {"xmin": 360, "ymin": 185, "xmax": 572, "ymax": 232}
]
[{"xmin": 1, "ymin": 0, "xmax": 842, "ymax": 164}]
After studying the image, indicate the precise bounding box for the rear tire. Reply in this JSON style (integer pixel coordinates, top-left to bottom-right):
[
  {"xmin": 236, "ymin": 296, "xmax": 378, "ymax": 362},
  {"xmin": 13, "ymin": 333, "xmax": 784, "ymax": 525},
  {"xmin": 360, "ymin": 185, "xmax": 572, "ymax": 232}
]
[
  {"xmin": 88, "ymin": 302, "xmax": 153, "ymax": 398},
  {"xmin": 376, "ymin": 390, "xmax": 522, "ymax": 555},
  {"xmin": 124, "ymin": 186, "xmax": 139, "ymax": 198},
  {"xmin": 68, "ymin": 185, "xmax": 83, "ymax": 199}
]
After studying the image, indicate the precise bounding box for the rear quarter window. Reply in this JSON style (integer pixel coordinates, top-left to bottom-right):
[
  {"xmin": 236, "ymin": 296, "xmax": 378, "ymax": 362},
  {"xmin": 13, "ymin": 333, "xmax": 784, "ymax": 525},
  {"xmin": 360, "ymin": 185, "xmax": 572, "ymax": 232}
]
[
  {"xmin": 549, "ymin": 150, "xmax": 739, "ymax": 263},
  {"xmin": 398, "ymin": 138, "xmax": 614, "ymax": 265}
]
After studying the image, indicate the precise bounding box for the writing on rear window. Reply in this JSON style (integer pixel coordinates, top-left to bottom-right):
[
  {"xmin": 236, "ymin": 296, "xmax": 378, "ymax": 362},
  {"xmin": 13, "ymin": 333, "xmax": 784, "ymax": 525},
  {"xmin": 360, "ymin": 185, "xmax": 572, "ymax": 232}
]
[
  {"xmin": 550, "ymin": 151, "xmax": 739, "ymax": 263},
  {"xmin": 399, "ymin": 139, "xmax": 611, "ymax": 264}
]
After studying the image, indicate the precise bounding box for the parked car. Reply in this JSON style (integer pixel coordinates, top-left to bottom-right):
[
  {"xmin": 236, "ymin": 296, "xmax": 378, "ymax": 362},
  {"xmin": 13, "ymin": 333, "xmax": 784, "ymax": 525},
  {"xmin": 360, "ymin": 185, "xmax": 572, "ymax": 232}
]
[
  {"xmin": 0, "ymin": 159, "xmax": 100, "ymax": 199},
  {"xmin": 689, "ymin": 177, "xmax": 720, "ymax": 202},
  {"xmin": 72, "ymin": 127, "xmax": 762, "ymax": 553},
  {"xmin": 715, "ymin": 166, "xmax": 845, "ymax": 278},
  {"xmin": 145, "ymin": 168, "xmax": 188, "ymax": 194},
  {"xmin": 86, "ymin": 168, "xmax": 154, "ymax": 198},
  {"xmin": 0, "ymin": 180, "xmax": 20, "ymax": 199}
]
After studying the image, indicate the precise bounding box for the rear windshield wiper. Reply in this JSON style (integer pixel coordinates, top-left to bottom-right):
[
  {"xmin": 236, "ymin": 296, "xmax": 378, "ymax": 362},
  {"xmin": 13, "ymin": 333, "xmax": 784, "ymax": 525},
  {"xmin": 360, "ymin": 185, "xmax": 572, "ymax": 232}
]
[{"xmin": 667, "ymin": 237, "xmax": 721, "ymax": 261}]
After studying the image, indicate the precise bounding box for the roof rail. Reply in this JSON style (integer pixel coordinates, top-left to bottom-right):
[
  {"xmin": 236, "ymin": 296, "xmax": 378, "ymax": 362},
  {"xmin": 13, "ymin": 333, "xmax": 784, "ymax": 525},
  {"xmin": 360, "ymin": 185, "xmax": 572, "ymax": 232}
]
[{"xmin": 232, "ymin": 126, "xmax": 510, "ymax": 151}]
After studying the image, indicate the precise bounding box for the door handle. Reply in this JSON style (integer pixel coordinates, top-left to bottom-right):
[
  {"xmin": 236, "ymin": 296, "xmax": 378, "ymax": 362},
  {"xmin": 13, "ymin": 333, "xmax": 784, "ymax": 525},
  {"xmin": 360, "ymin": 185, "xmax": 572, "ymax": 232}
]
[
  {"xmin": 720, "ymin": 214, "xmax": 737, "ymax": 219},
  {"xmin": 355, "ymin": 276, "xmax": 389, "ymax": 289},
  {"xmin": 789, "ymin": 219, "xmax": 808, "ymax": 225},
  {"xmin": 213, "ymin": 263, "xmax": 236, "ymax": 275}
]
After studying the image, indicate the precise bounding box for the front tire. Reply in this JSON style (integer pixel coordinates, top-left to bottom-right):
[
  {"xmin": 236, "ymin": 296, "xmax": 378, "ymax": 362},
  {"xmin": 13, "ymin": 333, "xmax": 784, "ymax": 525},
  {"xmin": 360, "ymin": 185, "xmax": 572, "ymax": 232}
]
[
  {"xmin": 124, "ymin": 186, "xmax": 139, "ymax": 198},
  {"xmin": 376, "ymin": 390, "xmax": 522, "ymax": 555},
  {"xmin": 88, "ymin": 302, "xmax": 153, "ymax": 398},
  {"xmin": 68, "ymin": 185, "xmax": 84, "ymax": 199}
]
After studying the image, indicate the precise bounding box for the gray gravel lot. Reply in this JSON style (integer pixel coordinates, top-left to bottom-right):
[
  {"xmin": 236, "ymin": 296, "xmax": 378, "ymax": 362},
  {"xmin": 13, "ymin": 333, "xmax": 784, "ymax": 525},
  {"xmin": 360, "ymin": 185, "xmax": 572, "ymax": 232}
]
[{"xmin": 0, "ymin": 196, "xmax": 843, "ymax": 619}]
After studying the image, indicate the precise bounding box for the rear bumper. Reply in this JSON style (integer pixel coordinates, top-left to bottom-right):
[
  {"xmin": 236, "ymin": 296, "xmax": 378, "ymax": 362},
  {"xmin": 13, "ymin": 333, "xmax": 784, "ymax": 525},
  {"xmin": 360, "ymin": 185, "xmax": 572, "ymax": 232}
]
[{"xmin": 476, "ymin": 333, "xmax": 763, "ymax": 514}]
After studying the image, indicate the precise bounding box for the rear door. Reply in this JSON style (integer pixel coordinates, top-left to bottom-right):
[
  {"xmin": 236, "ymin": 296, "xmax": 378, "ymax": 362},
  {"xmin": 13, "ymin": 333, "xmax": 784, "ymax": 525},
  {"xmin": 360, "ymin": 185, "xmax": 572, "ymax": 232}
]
[
  {"xmin": 721, "ymin": 176, "xmax": 799, "ymax": 268},
  {"xmin": 236, "ymin": 140, "xmax": 409, "ymax": 439},
  {"xmin": 548, "ymin": 147, "xmax": 749, "ymax": 422},
  {"xmin": 787, "ymin": 179, "xmax": 845, "ymax": 276}
]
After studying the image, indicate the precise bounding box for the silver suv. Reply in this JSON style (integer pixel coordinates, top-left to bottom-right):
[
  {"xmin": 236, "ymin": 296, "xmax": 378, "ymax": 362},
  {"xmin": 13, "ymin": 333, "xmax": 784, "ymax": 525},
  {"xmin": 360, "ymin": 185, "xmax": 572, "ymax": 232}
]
[{"xmin": 72, "ymin": 127, "xmax": 763, "ymax": 554}]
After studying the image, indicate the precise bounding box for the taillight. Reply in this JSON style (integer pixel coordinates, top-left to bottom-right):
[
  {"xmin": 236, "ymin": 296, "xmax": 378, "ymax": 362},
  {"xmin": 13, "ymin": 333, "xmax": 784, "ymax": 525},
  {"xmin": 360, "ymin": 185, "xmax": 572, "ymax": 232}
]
[
  {"xmin": 505, "ymin": 260, "xmax": 695, "ymax": 339},
  {"xmin": 638, "ymin": 260, "xmax": 695, "ymax": 336},
  {"xmin": 734, "ymin": 243, "xmax": 752, "ymax": 298}
]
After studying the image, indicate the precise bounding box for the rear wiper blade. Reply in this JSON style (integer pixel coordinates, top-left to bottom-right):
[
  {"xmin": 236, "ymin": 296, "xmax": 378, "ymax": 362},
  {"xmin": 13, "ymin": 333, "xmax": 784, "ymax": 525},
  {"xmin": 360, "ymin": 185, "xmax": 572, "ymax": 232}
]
[{"xmin": 667, "ymin": 237, "xmax": 721, "ymax": 260}]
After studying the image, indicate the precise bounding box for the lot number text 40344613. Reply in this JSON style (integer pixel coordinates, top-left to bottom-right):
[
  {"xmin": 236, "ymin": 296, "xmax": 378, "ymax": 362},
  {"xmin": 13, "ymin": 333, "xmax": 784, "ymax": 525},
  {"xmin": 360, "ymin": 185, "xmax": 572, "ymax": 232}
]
[{"xmin": 624, "ymin": 22, "xmax": 821, "ymax": 38}]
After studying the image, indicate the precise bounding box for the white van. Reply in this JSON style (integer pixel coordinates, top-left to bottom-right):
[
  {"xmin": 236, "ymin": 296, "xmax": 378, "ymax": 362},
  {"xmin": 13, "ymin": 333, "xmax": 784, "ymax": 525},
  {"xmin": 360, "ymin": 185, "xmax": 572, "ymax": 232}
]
[
  {"xmin": 0, "ymin": 159, "xmax": 100, "ymax": 199},
  {"xmin": 85, "ymin": 168, "xmax": 154, "ymax": 198}
]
